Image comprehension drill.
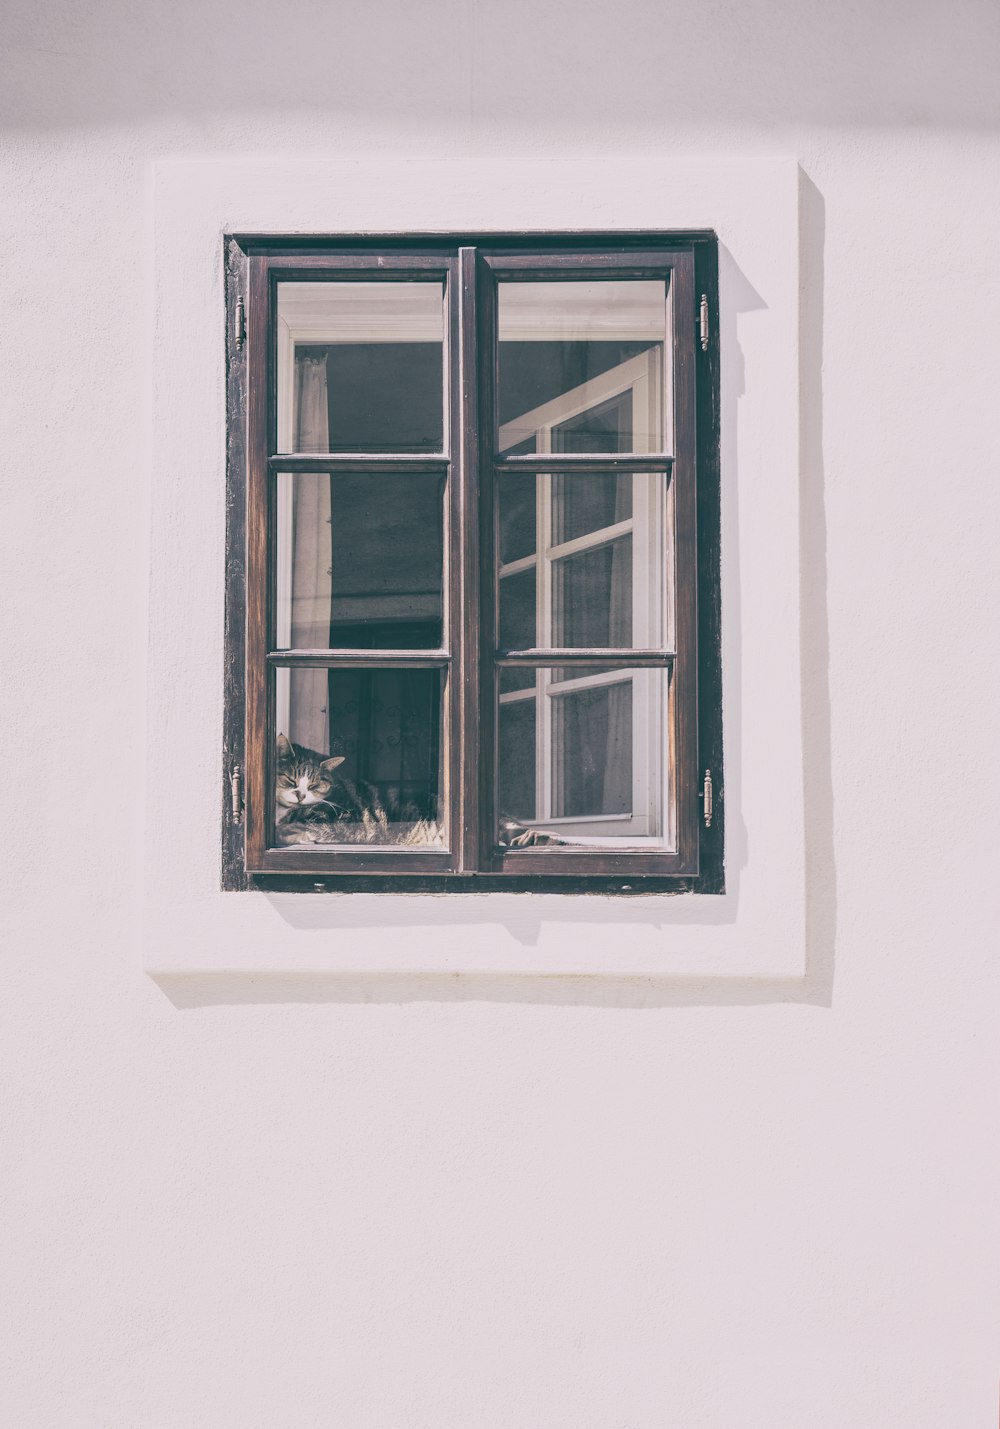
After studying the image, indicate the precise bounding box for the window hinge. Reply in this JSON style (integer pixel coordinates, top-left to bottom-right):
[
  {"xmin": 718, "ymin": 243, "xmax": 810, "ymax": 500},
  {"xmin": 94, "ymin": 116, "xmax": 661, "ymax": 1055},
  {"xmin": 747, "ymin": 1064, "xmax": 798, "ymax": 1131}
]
[
  {"xmin": 701, "ymin": 768, "xmax": 713, "ymax": 827},
  {"xmin": 234, "ymin": 295, "xmax": 246, "ymax": 352},
  {"xmin": 230, "ymin": 763, "xmax": 243, "ymax": 824},
  {"xmin": 699, "ymin": 293, "xmax": 709, "ymax": 352}
]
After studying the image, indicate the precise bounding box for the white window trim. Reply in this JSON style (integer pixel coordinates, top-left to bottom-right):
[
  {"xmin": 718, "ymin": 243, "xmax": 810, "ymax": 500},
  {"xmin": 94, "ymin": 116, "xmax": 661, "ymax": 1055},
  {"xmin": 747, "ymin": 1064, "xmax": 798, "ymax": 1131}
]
[{"xmin": 144, "ymin": 156, "xmax": 805, "ymax": 980}]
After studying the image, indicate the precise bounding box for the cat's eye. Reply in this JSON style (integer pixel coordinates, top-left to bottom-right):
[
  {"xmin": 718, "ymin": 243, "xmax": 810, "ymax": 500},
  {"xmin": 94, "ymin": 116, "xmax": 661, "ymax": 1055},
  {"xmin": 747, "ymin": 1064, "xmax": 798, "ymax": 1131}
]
[{"xmin": 229, "ymin": 238, "xmax": 721, "ymax": 888}]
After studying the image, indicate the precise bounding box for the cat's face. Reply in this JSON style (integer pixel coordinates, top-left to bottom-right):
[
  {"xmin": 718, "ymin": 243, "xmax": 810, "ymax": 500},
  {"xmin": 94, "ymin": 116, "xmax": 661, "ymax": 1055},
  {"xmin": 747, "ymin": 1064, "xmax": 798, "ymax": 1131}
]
[{"xmin": 275, "ymin": 733, "xmax": 345, "ymax": 814}]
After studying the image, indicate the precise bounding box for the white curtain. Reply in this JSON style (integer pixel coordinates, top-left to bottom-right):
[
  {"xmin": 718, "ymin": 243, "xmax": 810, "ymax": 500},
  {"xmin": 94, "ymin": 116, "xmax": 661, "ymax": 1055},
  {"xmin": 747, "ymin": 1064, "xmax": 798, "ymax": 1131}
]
[{"xmin": 289, "ymin": 354, "xmax": 332, "ymax": 754}]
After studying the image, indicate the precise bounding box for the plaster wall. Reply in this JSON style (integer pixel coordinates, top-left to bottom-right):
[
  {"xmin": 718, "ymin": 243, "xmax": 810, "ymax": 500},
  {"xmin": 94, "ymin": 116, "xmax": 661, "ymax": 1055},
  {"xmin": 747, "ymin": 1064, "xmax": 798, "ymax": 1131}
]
[{"xmin": 1, "ymin": 1, "xmax": 998, "ymax": 1425}]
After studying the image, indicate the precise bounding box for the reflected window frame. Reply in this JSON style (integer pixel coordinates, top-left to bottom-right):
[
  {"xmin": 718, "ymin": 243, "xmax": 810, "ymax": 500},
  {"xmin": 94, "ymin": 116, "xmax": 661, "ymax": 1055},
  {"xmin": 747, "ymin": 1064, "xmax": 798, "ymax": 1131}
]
[{"xmin": 222, "ymin": 233, "xmax": 723, "ymax": 893}]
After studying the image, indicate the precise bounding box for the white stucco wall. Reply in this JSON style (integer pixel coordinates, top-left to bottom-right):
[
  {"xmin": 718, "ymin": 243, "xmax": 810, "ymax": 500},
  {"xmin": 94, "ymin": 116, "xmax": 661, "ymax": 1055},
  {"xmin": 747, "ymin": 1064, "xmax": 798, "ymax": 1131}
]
[{"xmin": 2, "ymin": 2, "xmax": 998, "ymax": 1426}]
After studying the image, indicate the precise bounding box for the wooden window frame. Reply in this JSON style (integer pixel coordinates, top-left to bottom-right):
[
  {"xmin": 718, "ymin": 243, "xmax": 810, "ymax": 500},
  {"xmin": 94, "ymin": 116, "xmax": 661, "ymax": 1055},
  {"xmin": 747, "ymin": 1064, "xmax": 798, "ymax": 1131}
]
[{"xmin": 222, "ymin": 232, "xmax": 723, "ymax": 894}]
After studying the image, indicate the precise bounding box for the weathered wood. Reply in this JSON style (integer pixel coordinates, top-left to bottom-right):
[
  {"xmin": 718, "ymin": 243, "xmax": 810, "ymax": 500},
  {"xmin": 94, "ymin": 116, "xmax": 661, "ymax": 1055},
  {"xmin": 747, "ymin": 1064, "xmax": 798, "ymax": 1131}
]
[
  {"xmin": 242, "ymin": 253, "xmax": 273, "ymax": 873},
  {"xmin": 256, "ymin": 848, "xmax": 457, "ymax": 876},
  {"xmin": 479, "ymin": 250, "xmax": 692, "ymax": 277},
  {"xmin": 221, "ymin": 238, "xmax": 250, "ymax": 892},
  {"xmin": 234, "ymin": 231, "xmax": 718, "ymax": 256},
  {"xmin": 694, "ymin": 237, "xmax": 725, "ymax": 893},
  {"xmin": 496, "ymin": 650, "xmax": 675, "ymax": 666},
  {"xmin": 269, "ymin": 454, "xmax": 448, "ymax": 473},
  {"xmin": 267, "ymin": 650, "xmax": 451, "ymax": 668},
  {"xmin": 670, "ymin": 249, "xmax": 701, "ymax": 878},
  {"xmin": 222, "ymin": 232, "xmax": 724, "ymax": 891},
  {"xmin": 458, "ymin": 247, "xmax": 481, "ymax": 873},
  {"xmin": 496, "ymin": 455, "xmax": 674, "ymax": 473}
]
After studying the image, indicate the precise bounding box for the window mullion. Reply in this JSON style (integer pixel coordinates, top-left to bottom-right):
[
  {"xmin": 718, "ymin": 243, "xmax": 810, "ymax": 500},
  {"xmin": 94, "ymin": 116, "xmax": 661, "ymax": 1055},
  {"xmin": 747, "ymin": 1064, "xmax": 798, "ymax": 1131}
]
[{"xmin": 458, "ymin": 246, "xmax": 481, "ymax": 872}]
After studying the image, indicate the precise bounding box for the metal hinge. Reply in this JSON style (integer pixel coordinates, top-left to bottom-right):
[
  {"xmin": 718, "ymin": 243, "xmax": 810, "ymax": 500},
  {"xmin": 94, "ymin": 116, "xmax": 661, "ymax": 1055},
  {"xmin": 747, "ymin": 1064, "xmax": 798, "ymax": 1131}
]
[
  {"xmin": 701, "ymin": 768, "xmax": 713, "ymax": 828},
  {"xmin": 699, "ymin": 293, "xmax": 709, "ymax": 352},
  {"xmin": 234, "ymin": 295, "xmax": 245, "ymax": 352},
  {"xmin": 230, "ymin": 764, "xmax": 243, "ymax": 824}
]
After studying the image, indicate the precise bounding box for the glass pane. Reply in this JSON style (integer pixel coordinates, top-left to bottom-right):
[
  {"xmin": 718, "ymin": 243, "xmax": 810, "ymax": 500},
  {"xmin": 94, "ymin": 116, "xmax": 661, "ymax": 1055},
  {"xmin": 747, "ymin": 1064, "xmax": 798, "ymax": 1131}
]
[
  {"xmin": 551, "ymin": 471, "xmax": 631, "ymax": 544},
  {"xmin": 553, "ymin": 679, "xmax": 632, "ymax": 816},
  {"xmin": 276, "ymin": 282, "xmax": 444, "ymax": 453},
  {"xmin": 498, "ymin": 471, "xmax": 537, "ymax": 563},
  {"xmin": 553, "ymin": 391, "xmax": 632, "ymax": 453},
  {"xmin": 499, "ymin": 666, "xmax": 536, "ymax": 694},
  {"xmin": 498, "ymin": 696, "xmax": 536, "ymax": 829},
  {"xmin": 496, "ymin": 471, "xmax": 670, "ymax": 651},
  {"xmin": 276, "ymin": 472, "xmax": 444, "ymax": 650},
  {"xmin": 553, "ymin": 539, "xmax": 632, "ymax": 647},
  {"xmin": 273, "ymin": 667, "xmax": 445, "ymax": 847},
  {"xmin": 498, "ymin": 280, "xmax": 667, "ymax": 454},
  {"xmin": 498, "ymin": 567, "xmax": 536, "ymax": 652},
  {"xmin": 497, "ymin": 666, "xmax": 672, "ymax": 849}
]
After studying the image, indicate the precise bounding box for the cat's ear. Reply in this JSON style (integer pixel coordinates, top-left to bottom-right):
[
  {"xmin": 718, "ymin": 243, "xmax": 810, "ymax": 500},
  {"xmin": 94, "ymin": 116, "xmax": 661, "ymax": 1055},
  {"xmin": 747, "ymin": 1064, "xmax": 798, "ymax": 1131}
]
[
  {"xmin": 276, "ymin": 732, "xmax": 293, "ymax": 764},
  {"xmin": 320, "ymin": 755, "xmax": 346, "ymax": 773}
]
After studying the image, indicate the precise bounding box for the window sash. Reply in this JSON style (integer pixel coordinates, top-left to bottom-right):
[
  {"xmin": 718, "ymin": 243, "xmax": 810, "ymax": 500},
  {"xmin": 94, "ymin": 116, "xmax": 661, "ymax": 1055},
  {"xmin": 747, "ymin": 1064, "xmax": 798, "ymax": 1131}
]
[{"xmin": 236, "ymin": 240, "xmax": 707, "ymax": 882}]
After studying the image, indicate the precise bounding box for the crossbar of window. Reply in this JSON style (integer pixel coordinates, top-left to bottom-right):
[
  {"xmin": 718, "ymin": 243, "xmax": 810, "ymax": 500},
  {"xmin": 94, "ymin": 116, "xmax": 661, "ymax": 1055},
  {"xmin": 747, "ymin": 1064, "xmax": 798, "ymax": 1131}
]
[
  {"xmin": 269, "ymin": 454, "xmax": 449, "ymax": 472},
  {"xmin": 495, "ymin": 649, "xmax": 674, "ymax": 665},
  {"xmin": 494, "ymin": 454, "xmax": 673, "ymax": 473},
  {"xmin": 268, "ymin": 650, "xmax": 451, "ymax": 667}
]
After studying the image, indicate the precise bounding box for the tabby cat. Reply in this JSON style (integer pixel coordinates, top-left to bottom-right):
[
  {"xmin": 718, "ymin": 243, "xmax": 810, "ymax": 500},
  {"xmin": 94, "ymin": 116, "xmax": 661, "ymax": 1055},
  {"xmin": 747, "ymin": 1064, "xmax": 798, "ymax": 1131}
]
[
  {"xmin": 274, "ymin": 734, "xmax": 446, "ymax": 847},
  {"xmin": 274, "ymin": 734, "xmax": 571, "ymax": 849}
]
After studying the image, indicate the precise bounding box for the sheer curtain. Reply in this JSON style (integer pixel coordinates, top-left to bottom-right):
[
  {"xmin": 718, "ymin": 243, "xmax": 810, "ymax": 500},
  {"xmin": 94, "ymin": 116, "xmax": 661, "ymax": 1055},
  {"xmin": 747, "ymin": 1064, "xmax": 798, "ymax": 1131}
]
[{"xmin": 289, "ymin": 354, "xmax": 332, "ymax": 754}]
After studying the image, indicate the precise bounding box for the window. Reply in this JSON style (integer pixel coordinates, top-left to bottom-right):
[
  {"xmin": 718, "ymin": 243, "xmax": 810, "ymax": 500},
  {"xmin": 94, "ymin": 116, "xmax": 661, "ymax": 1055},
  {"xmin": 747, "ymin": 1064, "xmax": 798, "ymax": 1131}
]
[{"xmin": 223, "ymin": 234, "xmax": 722, "ymax": 892}]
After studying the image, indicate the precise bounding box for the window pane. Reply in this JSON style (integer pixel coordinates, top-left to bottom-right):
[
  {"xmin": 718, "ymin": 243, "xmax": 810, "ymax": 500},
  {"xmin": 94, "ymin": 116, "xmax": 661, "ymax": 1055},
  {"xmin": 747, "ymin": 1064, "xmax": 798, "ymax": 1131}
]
[
  {"xmin": 499, "ymin": 666, "xmax": 536, "ymax": 694},
  {"xmin": 553, "ymin": 679, "xmax": 632, "ymax": 816},
  {"xmin": 551, "ymin": 471, "xmax": 631, "ymax": 544},
  {"xmin": 274, "ymin": 666, "xmax": 445, "ymax": 847},
  {"xmin": 498, "ymin": 471, "xmax": 537, "ymax": 563},
  {"xmin": 553, "ymin": 539, "xmax": 632, "ymax": 647},
  {"xmin": 276, "ymin": 472, "xmax": 444, "ymax": 650},
  {"xmin": 276, "ymin": 282, "xmax": 444, "ymax": 453},
  {"xmin": 497, "ymin": 666, "xmax": 672, "ymax": 849},
  {"xmin": 495, "ymin": 471, "xmax": 671, "ymax": 651},
  {"xmin": 498, "ymin": 566, "xmax": 536, "ymax": 652},
  {"xmin": 498, "ymin": 280, "xmax": 667, "ymax": 454},
  {"xmin": 552, "ymin": 392, "xmax": 633, "ymax": 454},
  {"xmin": 498, "ymin": 696, "xmax": 536, "ymax": 827}
]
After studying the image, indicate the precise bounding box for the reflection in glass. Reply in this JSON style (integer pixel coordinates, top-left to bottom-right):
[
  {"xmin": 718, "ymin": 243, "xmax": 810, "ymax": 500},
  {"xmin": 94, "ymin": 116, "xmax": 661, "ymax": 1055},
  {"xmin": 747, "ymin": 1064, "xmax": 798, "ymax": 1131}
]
[
  {"xmin": 496, "ymin": 471, "xmax": 669, "ymax": 652},
  {"xmin": 273, "ymin": 667, "xmax": 445, "ymax": 847},
  {"xmin": 553, "ymin": 539, "xmax": 632, "ymax": 648},
  {"xmin": 276, "ymin": 472, "xmax": 444, "ymax": 650},
  {"xmin": 553, "ymin": 391, "xmax": 632, "ymax": 453},
  {"xmin": 551, "ymin": 471, "xmax": 631, "ymax": 544},
  {"xmin": 276, "ymin": 282, "xmax": 444, "ymax": 453},
  {"xmin": 498, "ymin": 280, "xmax": 667, "ymax": 454},
  {"xmin": 497, "ymin": 666, "xmax": 670, "ymax": 848},
  {"xmin": 552, "ymin": 680, "xmax": 632, "ymax": 816}
]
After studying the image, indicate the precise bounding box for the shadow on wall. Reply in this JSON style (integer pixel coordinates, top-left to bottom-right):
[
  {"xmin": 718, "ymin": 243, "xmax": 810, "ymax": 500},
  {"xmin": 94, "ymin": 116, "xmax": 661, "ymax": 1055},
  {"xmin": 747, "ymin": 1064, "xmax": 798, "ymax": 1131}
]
[{"xmin": 155, "ymin": 170, "xmax": 836, "ymax": 1012}]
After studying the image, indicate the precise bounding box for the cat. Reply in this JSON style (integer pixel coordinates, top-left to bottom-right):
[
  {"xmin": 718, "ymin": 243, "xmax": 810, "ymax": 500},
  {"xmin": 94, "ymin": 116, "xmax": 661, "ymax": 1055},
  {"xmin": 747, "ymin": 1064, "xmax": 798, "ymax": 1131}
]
[
  {"xmin": 274, "ymin": 734, "xmax": 446, "ymax": 847},
  {"xmin": 275, "ymin": 734, "xmax": 572, "ymax": 850}
]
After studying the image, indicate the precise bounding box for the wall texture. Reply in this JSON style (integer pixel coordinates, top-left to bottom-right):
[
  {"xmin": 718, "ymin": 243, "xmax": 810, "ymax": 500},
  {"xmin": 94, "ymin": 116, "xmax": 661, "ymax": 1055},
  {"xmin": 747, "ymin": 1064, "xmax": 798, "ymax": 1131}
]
[{"xmin": 2, "ymin": 2, "xmax": 998, "ymax": 1426}]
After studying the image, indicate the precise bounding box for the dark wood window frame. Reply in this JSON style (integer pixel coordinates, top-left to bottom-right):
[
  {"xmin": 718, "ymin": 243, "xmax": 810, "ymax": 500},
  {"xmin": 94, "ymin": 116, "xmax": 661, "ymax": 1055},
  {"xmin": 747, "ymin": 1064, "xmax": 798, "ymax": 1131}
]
[{"xmin": 222, "ymin": 232, "xmax": 723, "ymax": 894}]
